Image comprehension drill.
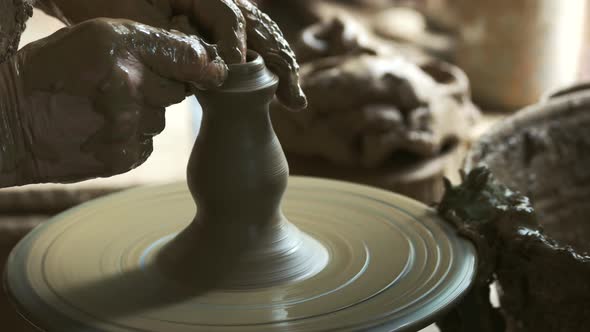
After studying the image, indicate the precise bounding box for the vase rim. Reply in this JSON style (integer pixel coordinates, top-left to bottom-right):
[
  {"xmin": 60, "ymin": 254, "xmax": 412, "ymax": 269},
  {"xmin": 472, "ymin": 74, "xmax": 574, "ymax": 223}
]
[{"xmin": 217, "ymin": 50, "xmax": 279, "ymax": 92}]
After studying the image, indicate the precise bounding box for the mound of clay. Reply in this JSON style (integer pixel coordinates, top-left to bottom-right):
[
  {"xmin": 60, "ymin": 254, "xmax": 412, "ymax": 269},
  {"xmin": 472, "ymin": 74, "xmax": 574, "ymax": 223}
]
[{"xmin": 438, "ymin": 87, "xmax": 590, "ymax": 332}]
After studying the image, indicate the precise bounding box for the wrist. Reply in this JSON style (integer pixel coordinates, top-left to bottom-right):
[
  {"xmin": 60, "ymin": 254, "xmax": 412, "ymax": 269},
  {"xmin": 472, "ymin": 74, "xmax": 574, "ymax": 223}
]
[{"xmin": 0, "ymin": 54, "xmax": 34, "ymax": 187}]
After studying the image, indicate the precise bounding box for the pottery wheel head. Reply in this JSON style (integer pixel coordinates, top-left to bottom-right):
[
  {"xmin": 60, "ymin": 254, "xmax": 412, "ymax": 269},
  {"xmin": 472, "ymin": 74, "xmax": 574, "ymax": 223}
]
[{"xmin": 5, "ymin": 177, "xmax": 475, "ymax": 332}]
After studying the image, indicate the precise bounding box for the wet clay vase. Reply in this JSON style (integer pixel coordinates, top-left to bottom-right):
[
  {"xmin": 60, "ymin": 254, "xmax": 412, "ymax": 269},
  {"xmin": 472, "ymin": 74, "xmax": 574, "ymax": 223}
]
[
  {"xmin": 453, "ymin": 83, "xmax": 590, "ymax": 332},
  {"xmin": 154, "ymin": 52, "xmax": 318, "ymax": 288},
  {"xmin": 4, "ymin": 52, "xmax": 476, "ymax": 332}
]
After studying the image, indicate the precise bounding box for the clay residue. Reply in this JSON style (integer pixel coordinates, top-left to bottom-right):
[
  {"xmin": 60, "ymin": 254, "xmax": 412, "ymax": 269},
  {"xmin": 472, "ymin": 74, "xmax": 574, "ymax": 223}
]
[
  {"xmin": 271, "ymin": 52, "xmax": 478, "ymax": 168},
  {"xmin": 2, "ymin": 19, "xmax": 227, "ymax": 186},
  {"xmin": 436, "ymin": 167, "xmax": 590, "ymax": 332},
  {"xmin": 0, "ymin": 0, "xmax": 33, "ymax": 63},
  {"xmin": 31, "ymin": 0, "xmax": 306, "ymax": 110},
  {"xmin": 270, "ymin": 17, "xmax": 478, "ymax": 168},
  {"xmin": 466, "ymin": 102, "xmax": 590, "ymax": 254},
  {"xmin": 293, "ymin": 17, "xmax": 378, "ymax": 63},
  {"xmin": 175, "ymin": 0, "xmax": 247, "ymax": 64},
  {"xmin": 235, "ymin": 0, "xmax": 307, "ymax": 110}
]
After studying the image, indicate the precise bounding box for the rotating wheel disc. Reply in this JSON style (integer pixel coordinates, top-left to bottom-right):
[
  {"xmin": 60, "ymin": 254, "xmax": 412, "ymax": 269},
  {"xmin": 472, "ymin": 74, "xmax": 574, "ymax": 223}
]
[{"xmin": 5, "ymin": 177, "xmax": 476, "ymax": 332}]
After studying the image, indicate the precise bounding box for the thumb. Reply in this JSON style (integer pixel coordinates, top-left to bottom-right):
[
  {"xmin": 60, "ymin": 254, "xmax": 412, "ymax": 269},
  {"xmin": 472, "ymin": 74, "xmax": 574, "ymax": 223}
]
[{"xmin": 120, "ymin": 21, "xmax": 228, "ymax": 89}]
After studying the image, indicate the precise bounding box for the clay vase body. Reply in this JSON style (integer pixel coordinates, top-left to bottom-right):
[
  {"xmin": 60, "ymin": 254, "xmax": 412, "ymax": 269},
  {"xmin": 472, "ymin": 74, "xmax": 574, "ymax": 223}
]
[
  {"xmin": 188, "ymin": 55, "xmax": 287, "ymax": 235},
  {"xmin": 156, "ymin": 53, "xmax": 324, "ymax": 288}
]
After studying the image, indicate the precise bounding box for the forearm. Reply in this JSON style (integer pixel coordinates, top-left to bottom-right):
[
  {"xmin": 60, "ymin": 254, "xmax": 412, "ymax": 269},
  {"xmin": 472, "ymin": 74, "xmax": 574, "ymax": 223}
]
[{"xmin": 0, "ymin": 54, "xmax": 33, "ymax": 187}]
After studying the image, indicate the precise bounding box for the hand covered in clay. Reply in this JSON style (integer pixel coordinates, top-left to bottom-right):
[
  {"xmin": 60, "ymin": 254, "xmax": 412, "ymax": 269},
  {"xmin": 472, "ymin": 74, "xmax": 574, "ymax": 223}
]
[
  {"xmin": 36, "ymin": 0, "xmax": 307, "ymax": 110},
  {"xmin": 0, "ymin": 19, "xmax": 226, "ymax": 186}
]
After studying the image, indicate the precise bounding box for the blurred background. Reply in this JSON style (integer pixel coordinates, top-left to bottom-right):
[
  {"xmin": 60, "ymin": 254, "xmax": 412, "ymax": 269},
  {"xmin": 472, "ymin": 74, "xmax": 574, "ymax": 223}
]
[
  {"xmin": 5, "ymin": 0, "xmax": 589, "ymax": 211},
  {"xmin": 1, "ymin": 1, "xmax": 588, "ymax": 331}
]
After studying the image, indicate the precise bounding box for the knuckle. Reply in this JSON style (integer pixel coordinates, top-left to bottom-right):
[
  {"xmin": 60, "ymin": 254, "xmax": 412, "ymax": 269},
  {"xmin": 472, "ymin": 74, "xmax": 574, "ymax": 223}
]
[
  {"xmin": 76, "ymin": 19, "xmax": 122, "ymax": 55},
  {"xmin": 104, "ymin": 64, "xmax": 144, "ymax": 98},
  {"xmin": 78, "ymin": 19, "xmax": 116, "ymax": 37},
  {"xmin": 175, "ymin": 38, "xmax": 210, "ymax": 74},
  {"xmin": 114, "ymin": 108, "xmax": 142, "ymax": 128}
]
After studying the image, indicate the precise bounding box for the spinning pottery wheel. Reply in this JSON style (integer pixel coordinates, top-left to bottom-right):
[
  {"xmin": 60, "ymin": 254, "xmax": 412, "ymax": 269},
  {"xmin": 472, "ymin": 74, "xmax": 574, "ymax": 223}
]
[{"xmin": 4, "ymin": 53, "xmax": 476, "ymax": 331}]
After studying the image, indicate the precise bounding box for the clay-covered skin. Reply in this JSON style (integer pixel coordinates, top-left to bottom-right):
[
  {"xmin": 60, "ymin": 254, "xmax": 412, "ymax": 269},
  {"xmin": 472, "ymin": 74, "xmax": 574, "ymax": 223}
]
[
  {"xmin": 0, "ymin": 0, "xmax": 32, "ymax": 63},
  {"xmin": 35, "ymin": 0, "xmax": 307, "ymax": 110},
  {"xmin": 271, "ymin": 53, "xmax": 478, "ymax": 168},
  {"xmin": 436, "ymin": 167, "xmax": 590, "ymax": 332},
  {"xmin": 0, "ymin": 19, "xmax": 226, "ymax": 186},
  {"xmin": 234, "ymin": 0, "xmax": 307, "ymax": 110}
]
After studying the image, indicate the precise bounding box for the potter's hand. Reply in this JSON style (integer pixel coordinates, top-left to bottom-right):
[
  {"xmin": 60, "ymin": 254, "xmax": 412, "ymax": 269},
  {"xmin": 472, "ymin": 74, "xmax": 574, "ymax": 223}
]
[
  {"xmin": 174, "ymin": 0, "xmax": 308, "ymax": 110},
  {"xmin": 36, "ymin": 0, "xmax": 307, "ymax": 110},
  {"xmin": 0, "ymin": 19, "xmax": 226, "ymax": 186}
]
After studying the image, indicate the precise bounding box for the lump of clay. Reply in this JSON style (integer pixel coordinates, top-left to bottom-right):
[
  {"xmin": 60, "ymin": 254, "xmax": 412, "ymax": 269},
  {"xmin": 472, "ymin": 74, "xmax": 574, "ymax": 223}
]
[
  {"xmin": 437, "ymin": 167, "xmax": 590, "ymax": 332},
  {"xmin": 271, "ymin": 52, "xmax": 479, "ymax": 168},
  {"xmin": 293, "ymin": 17, "xmax": 378, "ymax": 63}
]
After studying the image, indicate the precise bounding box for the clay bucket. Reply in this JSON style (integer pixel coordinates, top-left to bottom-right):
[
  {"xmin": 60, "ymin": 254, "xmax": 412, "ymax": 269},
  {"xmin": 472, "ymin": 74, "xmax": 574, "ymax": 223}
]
[{"xmin": 464, "ymin": 83, "xmax": 590, "ymax": 331}]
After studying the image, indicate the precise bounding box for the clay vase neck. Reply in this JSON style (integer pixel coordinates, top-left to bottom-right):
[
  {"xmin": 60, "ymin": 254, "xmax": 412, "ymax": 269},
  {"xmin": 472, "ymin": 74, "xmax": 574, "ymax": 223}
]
[
  {"xmin": 156, "ymin": 53, "xmax": 327, "ymax": 289},
  {"xmin": 188, "ymin": 53, "xmax": 286, "ymax": 234}
]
